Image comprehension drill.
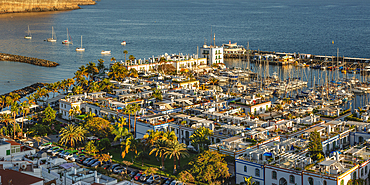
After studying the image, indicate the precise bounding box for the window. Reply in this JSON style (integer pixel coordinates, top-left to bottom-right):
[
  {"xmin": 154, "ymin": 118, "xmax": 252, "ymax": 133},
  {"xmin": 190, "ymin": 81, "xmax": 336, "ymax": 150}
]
[
  {"xmin": 244, "ymin": 166, "xmax": 247, "ymax": 172},
  {"xmin": 362, "ymin": 169, "xmax": 364, "ymax": 176},
  {"xmin": 323, "ymin": 180, "xmax": 327, "ymax": 185},
  {"xmin": 308, "ymin": 177, "xmax": 314, "ymax": 185},
  {"xmin": 366, "ymin": 166, "xmax": 368, "ymax": 174},
  {"xmin": 341, "ymin": 180, "xmax": 344, "ymax": 185},
  {"xmin": 289, "ymin": 175, "xmax": 295, "ymax": 183},
  {"xmin": 272, "ymin": 171, "xmax": 277, "ymax": 179},
  {"xmin": 6, "ymin": 150, "xmax": 10, "ymax": 155},
  {"xmin": 255, "ymin": 169, "xmax": 260, "ymax": 177},
  {"xmin": 256, "ymin": 181, "xmax": 260, "ymax": 185},
  {"xmin": 279, "ymin": 178, "xmax": 287, "ymax": 185},
  {"xmin": 354, "ymin": 171, "xmax": 357, "ymax": 179}
]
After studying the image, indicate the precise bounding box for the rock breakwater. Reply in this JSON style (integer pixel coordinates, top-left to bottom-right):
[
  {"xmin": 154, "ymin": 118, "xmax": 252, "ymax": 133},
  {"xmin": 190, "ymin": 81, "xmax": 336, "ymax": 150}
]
[
  {"xmin": 0, "ymin": 53, "xmax": 59, "ymax": 67},
  {"xmin": 1, "ymin": 82, "xmax": 45, "ymax": 98},
  {"xmin": 0, "ymin": 0, "xmax": 96, "ymax": 14}
]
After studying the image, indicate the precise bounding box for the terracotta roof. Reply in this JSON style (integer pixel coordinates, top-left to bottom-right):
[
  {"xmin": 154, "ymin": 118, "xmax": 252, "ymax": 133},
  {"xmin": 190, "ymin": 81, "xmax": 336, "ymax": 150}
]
[
  {"xmin": 5, "ymin": 140, "xmax": 21, "ymax": 145},
  {"xmin": 91, "ymin": 183, "xmax": 104, "ymax": 185},
  {"xmin": 0, "ymin": 169, "xmax": 43, "ymax": 185}
]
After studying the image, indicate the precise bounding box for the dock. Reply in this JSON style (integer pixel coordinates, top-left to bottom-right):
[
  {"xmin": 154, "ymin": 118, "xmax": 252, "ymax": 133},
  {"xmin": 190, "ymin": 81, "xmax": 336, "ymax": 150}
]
[{"xmin": 0, "ymin": 53, "xmax": 59, "ymax": 67}]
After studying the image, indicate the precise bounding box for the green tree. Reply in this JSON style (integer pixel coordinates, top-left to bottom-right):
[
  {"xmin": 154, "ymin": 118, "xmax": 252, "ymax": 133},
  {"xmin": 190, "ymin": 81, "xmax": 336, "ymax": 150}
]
[
  {"xmin": 188, "ymin": 150, "xmax": 230, "ymax": 184},
  {"xmin": 85, "ymin": 117, "xmax": 113, "ymax": 138},
  {"xmin": 131, "ymin": 103, "xmax": 141, "ymax": 138},
  {"xmin": 59, "ymin": 124, "xmax": 87, "ymax": 148},
  {"xmin": 68, "ymin": 105, "xmax": 81, "ymax": 122},
  {"xmin": 43, "ymin": 104, "xmax": 56, "ymax": 124},
  {"xmin": 244, "ymin": 176, "xmax": 255, "ymax": 185},
  {"xmin": 178, "ymin": 170, "xmax": 195, "ymax": 183},
  {"xmin": 85, "ymin": 140, "xmax": 98, "ymax": 155},
  {"xmin": 10, "ymin": 102, "xmax": 20, "ymax": 139},
  {"xmin": 308, "ymin": 130, "xmax": 324, "ymax": 161},
  {"xmin": 123, "ymin": 50, "xmax": 128, "ymax": 63},
  {"xmin": 149, "ymin": 139, "xmax": 168, "ymax": 170},
  {"xmin": 144, "ymin": 167, "xmax": 158, "ymax": 180},
  {"xmin": 97, "ymin": 138, "xmax": 111, "ymax": 151},
  {"xmin": 122, "ymin": 136, "xmax": 140, "ymax": 162},
  {"xmin": 20, "ymin": 102, "xmax": 30, "ymax": 138},
  {"xmin": 190, "ymin": 127, "xmax": 214, "ymax": 152},
  {"xmin": 152, "ymin": 89, "xmax": 163, "ymax": 101},
  {"xmin": 165, "ymin": 140, "xmax": 189, "ymax": 174}
]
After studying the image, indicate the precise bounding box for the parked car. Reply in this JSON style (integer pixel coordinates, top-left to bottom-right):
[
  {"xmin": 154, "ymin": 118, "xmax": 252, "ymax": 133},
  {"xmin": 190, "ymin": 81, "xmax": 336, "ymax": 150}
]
[
  {"xmin": 102, "ymin": 163, "xmax": 111, "ymax": 170},
  {"xmin": 52, "ymin": 149, "xmax": 63, "ymax": 156},
  {"xmin": 47, "ymin": 146, "xmax": 59, "ymax": 153},
  {"xmin": 134, "ymin": 172, "xmax": 143, "ymax": 181},
  {"xmin": 170, "ymin": 180, "xmax": 179, "ymax": 185},
  {"xmin": 146, "ymin": 175, "xmax": 160, "ymax": 184},
  {"xmin": 38, "ymin": 142, "xmax": 52, "ymax": 150},
  {"xmin": 87, "ymin": 159, "xmax": 98, "ymax": 166},
  {"xmin": 64, "ymin": 150, "xmax": 78, "ymax": 159},
  {"xmin": 24, "ymin": 141, "xmax": 34, "ymax": 147},
  {"xmin": 129, "ymin": 170, "xmax": 138, "ymax": 178},
  {"xmin": 77, "ymin": 156, "xmax": 87, "ymax": 163},
  {"xmin": 177, "ymin": 182, "xmax": 186, "ymax": 185},
  {"xmin": 140, "ymin": 174, "xmax": 150, "ymax": 182},
  {"xmin": 163, "ymin": 179, "xmax": 174, "ymax": 185},
  {"xmin": 108, "ymin": 164, "xmax": 120, "ymax": 172},
  {"xmin": 58, "ymin": 150, "xmax": 69, "ymax": 158},
  {"xmin": 153, "ymin": 177, "xmax": 168, "ymax": 185},
  {"xmin": 91, "ymin": 161, "xmax": 101, "ymax": 168},
  {"xmin": 68, "ymin": 154, "xmax": 78, "ymax": 161},
  {"xmin": 83, "ymin": 158, "xmax": 93, "ymax": 165}
]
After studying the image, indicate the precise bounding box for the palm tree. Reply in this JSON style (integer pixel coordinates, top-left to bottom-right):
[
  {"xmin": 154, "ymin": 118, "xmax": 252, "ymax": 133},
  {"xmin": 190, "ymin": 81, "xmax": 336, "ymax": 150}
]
[
  {"xmin": 99, "ymin": 78, "xmax": 113, "ymax": 92},
  {"xmin": 20, "ymin": 102, "xmax": 30, "ymax": 138},
  {"xmin": 121, "ymin": 136, "xmax": 139, "ymax": 162},
  {"xmin": 165, "ymin": 140, "xmax": 189, "ymax": 174},
  {"xmin": 0, "ymin": 113, "xmax": 11, "ymax": 126},
  {"xmin": 244, "ymin": 176, "xmax": 255, "ymax": 185},
  {"xmin": 59, "ymin": 124, "xmax": 87, "ymax": 148},
  {"xmin": 123, "ymin": 50, "xmax": 128, "ymax": 64},
  {"xmin": 72, "ymin": 85, "xmax": 83, "ymax": 95},
  {"xmin": 68, "ymin": 105, "xmax": 81, "ymax": 121},
  {"xmin": 129, "ymin": 55, "xmax": 135, "ymax": 65},
  {"xmin": 152, "ymin": 89, "xmax": 163, "ymax": 101},
  {"xmin": 131, "ymin": 103, "xmax": 141, "ymax": 138},
  {"xmin": 209, "ymin": 77, "xmax": 219, "ymax": 85},
  {"xmin": 149, "ymin": 139, "xmax": 168, "ymax": 170},
  {"xmin": 97, "ymin": 59, "xmax": 105, "ymax": 74},
  {"xmin": 0, "ymin": 95, "xmax": 6, "ymax": 111},
  {"xmin": 86, "ymin": 61, "xmax": 99, "ymax": 81},
  {"xmin": 10, "ymin": 102, "xmax": 19, "ymax": 139},
  {"xmin": 10, "ymin": 93, "xmax": 20, "ymax": 103},
  {"xmin": 161, "ymin": 130, "xmax": 178, "ymax": 142},
  {"xmin": 26, "ymin": 95, "xmax": 35, "ymax": 106},
  {"xmin": 143, "ymin": 129, "xmax": 162, "ymax": 146},
  {"xmin": 33, "ymin": 136, "xmax": 41, "ymax": 147},
  {"xmin": 124, "ymin": 104, "xmax": 133, "ymax": 132},
  {"xmin": 144, "ymin": 167, "xmax": 158, "ymax": 179},
  {"xmin": 190, "ymin": 127, "xmax": 214, "ymax": 152},
  {"xmin": 122, "ymin": 160, "xmax": 133, "ymax": 175}
]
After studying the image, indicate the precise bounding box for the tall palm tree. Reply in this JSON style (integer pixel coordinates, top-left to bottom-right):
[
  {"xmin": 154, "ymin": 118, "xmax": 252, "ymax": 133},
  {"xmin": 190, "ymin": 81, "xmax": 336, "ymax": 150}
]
[
  {"xmin": 161, "ymin": 130, "xmax": 178, "ymax": 142},
  {"xmin": 59, "ymin": 124, "xmax": 87, "ymax": 148},
  {"xmin": 152, "ymin": 89, "xmax": 163, "ymax": 101},
  {"xmin": 68, "ymin": 105, "xmax": 81, "ymax": 121},
  {"xmin": 0, "ymin": 95, "xmax": 6, "ymax": 111},
  {"xmin": 124, "ymin": 104, "xmax": 133, "ymax": 132},
  {"xmin": 86, "ymin": 61, "xmax": 99, "ymax": 81},
  {"xmin": 26, "ymin": 95, "xmax": 35, "ymax": 106},
  {"xmin": 190, "ymin": 127, "xmax": 214, "ymax": 152},
  {"xmin": 165, "ymin": 140, "xmax": 189, "ymax": 174},
  {"xmin": 122, "ymin": 136, "xmax": 139, "ymax": 162},
  {"xmin": 0, "ymin": 113, "xmax": 11, "ymax": 126},
  {"xmin": 209, "ymin": 77, "xmax": 219, "ymax": 85},
  {"xmin": 5, "ymin": 96, "xmax": 13, "ymax": 109},
  {"xmin": 131, "ymin": 103, "xmax": 141, "ymax": 138},
  {"xmin": 144, "ymin": 167, "xmax": 158, "ymax": 179},
  {"xmin": 149, "ymin": 139, "xmax": 168, "ymax": 170},
  {"xmin": 143, "ymin": 129, "xmax": 162, "ymax": 146},
  {"xmin": 10, "ymin": 93, "xmax": 20, "ymax": 103},
  {"xmin": 97, "ymin": 59, "xmax": 105, "ymax": 74},
  {"xmin": 123, "ymin": 50, "xmax": 128, "ymax": 64},
  {"xmin": 72, "ymin": 85, "xmax": 83, "ymax": 95},
  {"xmin": 20, "ymin": 102, "xmax": 30, "ymax": 138},
  {"xmin": 10, "ymin": 102, "xmax": 20, "ymax": 139}
]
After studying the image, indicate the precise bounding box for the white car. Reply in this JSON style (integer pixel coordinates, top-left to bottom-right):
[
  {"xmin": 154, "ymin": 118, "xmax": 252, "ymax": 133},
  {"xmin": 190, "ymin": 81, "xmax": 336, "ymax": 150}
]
[
  {"xmin": 39, "ymin": 143, "xmax": 52, "ymax": 150},
  {"xmin": 170, "ymin": 180, "xmax": 179, "ymax": 185},
  {"xmin": 146, "ymin": 175, "xmax": 159, "ymax": 184},
  {"xmin": 68, "ymin": 154, "xmax": 79, "ymax": 161},
  {"xmin": 52, "ymin": 149, "xmax": 63, "ymax": 156},
  {"xmin": 47, "ymin": 147, "xmax": 59, "ymax": 153}
]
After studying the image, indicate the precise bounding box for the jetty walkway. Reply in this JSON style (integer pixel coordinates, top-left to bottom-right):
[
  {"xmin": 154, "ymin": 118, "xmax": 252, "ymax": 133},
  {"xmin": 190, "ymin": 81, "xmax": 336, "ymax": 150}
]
[{"xmin": 0, "ymin": 53, "xmax": 59, "ymax": 67}]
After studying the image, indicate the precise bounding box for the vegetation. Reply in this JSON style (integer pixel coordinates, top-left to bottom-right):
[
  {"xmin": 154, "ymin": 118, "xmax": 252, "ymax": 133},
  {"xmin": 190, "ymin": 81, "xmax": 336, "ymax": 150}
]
[
  {"xmin": 59, "ymin": 124, "xmax": 87, "ymax": 148},
  {"xmin": 190, "ymin": 127, "xmax": 214, "ymax": 152},
  {"xmin": 84, "ymin": 117, "xmax": 114, "ymax": 138},
  {"xmin": 308, "ymin": 130, "xmax": 324, "ymax": 161}
]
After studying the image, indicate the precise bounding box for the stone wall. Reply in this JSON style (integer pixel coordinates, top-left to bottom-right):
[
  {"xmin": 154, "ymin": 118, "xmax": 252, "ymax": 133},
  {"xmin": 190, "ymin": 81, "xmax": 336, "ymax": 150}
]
[
  {"xmin": 0, "ymin": 52, "xmax": 59, "ymax": 67},
  {"xmin": 0, "ymin": 0, "xmax": 96, "ymax": 13}
]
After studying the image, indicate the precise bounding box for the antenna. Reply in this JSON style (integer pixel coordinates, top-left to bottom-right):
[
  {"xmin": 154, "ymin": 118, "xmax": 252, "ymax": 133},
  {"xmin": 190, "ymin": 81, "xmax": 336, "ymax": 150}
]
[
  {"xmin": 213, "ymin": 33, "xmax": 215, "ymax": 47},
  {"xmin": 210, "ymin": 26, "xmax": 212, "ymax": 46}
]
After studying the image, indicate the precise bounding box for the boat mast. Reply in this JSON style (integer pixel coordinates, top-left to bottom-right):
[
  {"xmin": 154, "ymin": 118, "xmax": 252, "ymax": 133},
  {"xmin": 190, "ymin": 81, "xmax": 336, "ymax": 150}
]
[{"xmin": 81, "ymin": 36, "xmax": 83, "ymax": 48}]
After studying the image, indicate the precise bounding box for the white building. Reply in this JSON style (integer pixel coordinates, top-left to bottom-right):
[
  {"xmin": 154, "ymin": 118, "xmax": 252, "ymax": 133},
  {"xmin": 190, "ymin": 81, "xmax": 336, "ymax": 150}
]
[{"xmin": 200, "ymin": 44, "xmax": 223, "ymax": 66}]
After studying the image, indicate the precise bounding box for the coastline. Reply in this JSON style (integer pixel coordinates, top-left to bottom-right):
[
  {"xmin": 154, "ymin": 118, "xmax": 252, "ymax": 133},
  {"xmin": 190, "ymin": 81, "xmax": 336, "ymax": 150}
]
[
  {"xmin": 0, "ymin": 0, "xmax": 96, "ymax": 14},
  {"xmin": 0, "ymin": 82, "xmax": 45, "ymax": 99},
  {"xmin": 0, "ymin": 53, "xmax": 59, "ymax": 67}
]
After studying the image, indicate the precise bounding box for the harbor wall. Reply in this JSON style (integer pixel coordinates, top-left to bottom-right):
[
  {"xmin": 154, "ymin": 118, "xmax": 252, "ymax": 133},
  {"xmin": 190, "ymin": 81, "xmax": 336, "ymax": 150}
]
[
  {"xmin": 0, "ymin": 52, "xmax": 59, "ymax": 67},
  {"xmin": 0, "ymin": 0, "xmax": 96, "ymax": 13}
]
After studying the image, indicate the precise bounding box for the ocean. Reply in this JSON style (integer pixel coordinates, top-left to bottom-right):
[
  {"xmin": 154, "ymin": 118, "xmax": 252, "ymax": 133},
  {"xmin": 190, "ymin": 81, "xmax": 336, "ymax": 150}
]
[{"xmin": 0, "ymin": 0, "xmax": 369, "ymax": 95}]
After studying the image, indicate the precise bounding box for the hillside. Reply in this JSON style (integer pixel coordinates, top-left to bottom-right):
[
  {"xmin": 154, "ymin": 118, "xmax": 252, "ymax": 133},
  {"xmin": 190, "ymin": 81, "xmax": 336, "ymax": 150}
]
[{"xmin": 0, "ymin": 0, "xmax": 96, "ymax": 13}]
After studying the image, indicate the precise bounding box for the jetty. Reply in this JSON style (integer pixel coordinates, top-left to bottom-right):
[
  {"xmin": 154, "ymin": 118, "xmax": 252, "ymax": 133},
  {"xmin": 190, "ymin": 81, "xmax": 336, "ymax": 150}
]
[
  {"xmin": 0, "ymin": 82, "xmax": 45, "ymax": 98},
  {"xmin": 0, "ymin": 53, "xmax": 59, "ymax": 67}
]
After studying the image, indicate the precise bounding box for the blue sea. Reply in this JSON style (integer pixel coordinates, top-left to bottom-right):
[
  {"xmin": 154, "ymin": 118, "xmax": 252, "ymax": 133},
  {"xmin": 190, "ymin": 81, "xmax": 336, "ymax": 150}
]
[{"xmin": 0, "ymin": 0, "xmax": 369, "ymax": 95}]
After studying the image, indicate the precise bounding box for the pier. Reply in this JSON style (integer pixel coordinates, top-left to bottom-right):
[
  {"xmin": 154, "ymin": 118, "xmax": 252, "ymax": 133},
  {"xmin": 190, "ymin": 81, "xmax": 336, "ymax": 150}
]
[{"xmin": 0, "ymin": 53, "xmax": 59, "ymax": 67}]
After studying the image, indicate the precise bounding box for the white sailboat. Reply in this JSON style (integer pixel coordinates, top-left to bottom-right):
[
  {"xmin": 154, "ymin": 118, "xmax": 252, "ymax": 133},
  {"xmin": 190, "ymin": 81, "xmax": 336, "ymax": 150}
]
[
  {"xmin": 62, "ymin": 28, "xmax": 73, "ymax": 45},
  {"xmin": 47, "ymin": 26, "xmax": 57, "ymax": 42},
  {"xmin": 24, "ymin": 25, "xmax": 32, "ymax": 39},
  {"xmin": 76, "ymin": 36, "xmax": 85, "ymax": 52}
]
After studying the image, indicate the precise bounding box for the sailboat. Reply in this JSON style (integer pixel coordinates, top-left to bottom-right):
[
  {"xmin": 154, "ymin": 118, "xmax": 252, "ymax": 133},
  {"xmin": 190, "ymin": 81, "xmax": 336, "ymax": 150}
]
[
  {"xmin": 24, "ymin": 25, "xmax": 32, "ymax": 39},
  {"xmin": 47, "ymin": 26, "xmax": 57, "ymax": 42},
  {"xmin": 62, "ymin": 28, "xmax": 73, "ymax": 45},
  {"xmin": 75, "ymin": 36, "xmax": 85, "ymax": 52}
]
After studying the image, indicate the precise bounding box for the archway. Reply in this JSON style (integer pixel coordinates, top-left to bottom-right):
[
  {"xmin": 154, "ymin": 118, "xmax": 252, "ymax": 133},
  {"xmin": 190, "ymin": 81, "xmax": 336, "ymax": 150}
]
[{"xmin": 279, "ymin": 178, "xmax": 287, "ymax": 185}]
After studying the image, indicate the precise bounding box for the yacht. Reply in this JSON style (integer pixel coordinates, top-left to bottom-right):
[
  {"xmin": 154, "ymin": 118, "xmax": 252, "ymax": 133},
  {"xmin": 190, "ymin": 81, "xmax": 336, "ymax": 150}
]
[
  {"xmin": 62, "ymin": 28, "xmax": 73, "ymax": 45},
  {"xmin": 101, "ymin": 50, "xmax": 111, "ymax": 55},
  {"xmin": 47, "ymin": 26, "xmax": 57, "ymax": 42},
  {"xmin": 121, "ymin": 41, "xmax": 126, "ymax": 45},
  {"xmin": 24, "ymin": 25, "xmax": 32, "ymax": 39},
  {"xmin": 75, "ymin": 36, "xmax": 85, "ymax": 52}
]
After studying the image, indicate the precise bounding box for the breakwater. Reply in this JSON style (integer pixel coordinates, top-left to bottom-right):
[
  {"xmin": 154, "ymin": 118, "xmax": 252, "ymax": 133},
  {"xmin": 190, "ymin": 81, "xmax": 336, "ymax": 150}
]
[
  {"xmin": 0, "ymin": 82, "xmax": 45, "ymax": 98},
  {"xmin": 0, "ymin": 53, "xmax": 59, "ymax": 67},
  {"xmin": 0, "ymin": 0, "xmax": 96, "ymax": 13}
]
